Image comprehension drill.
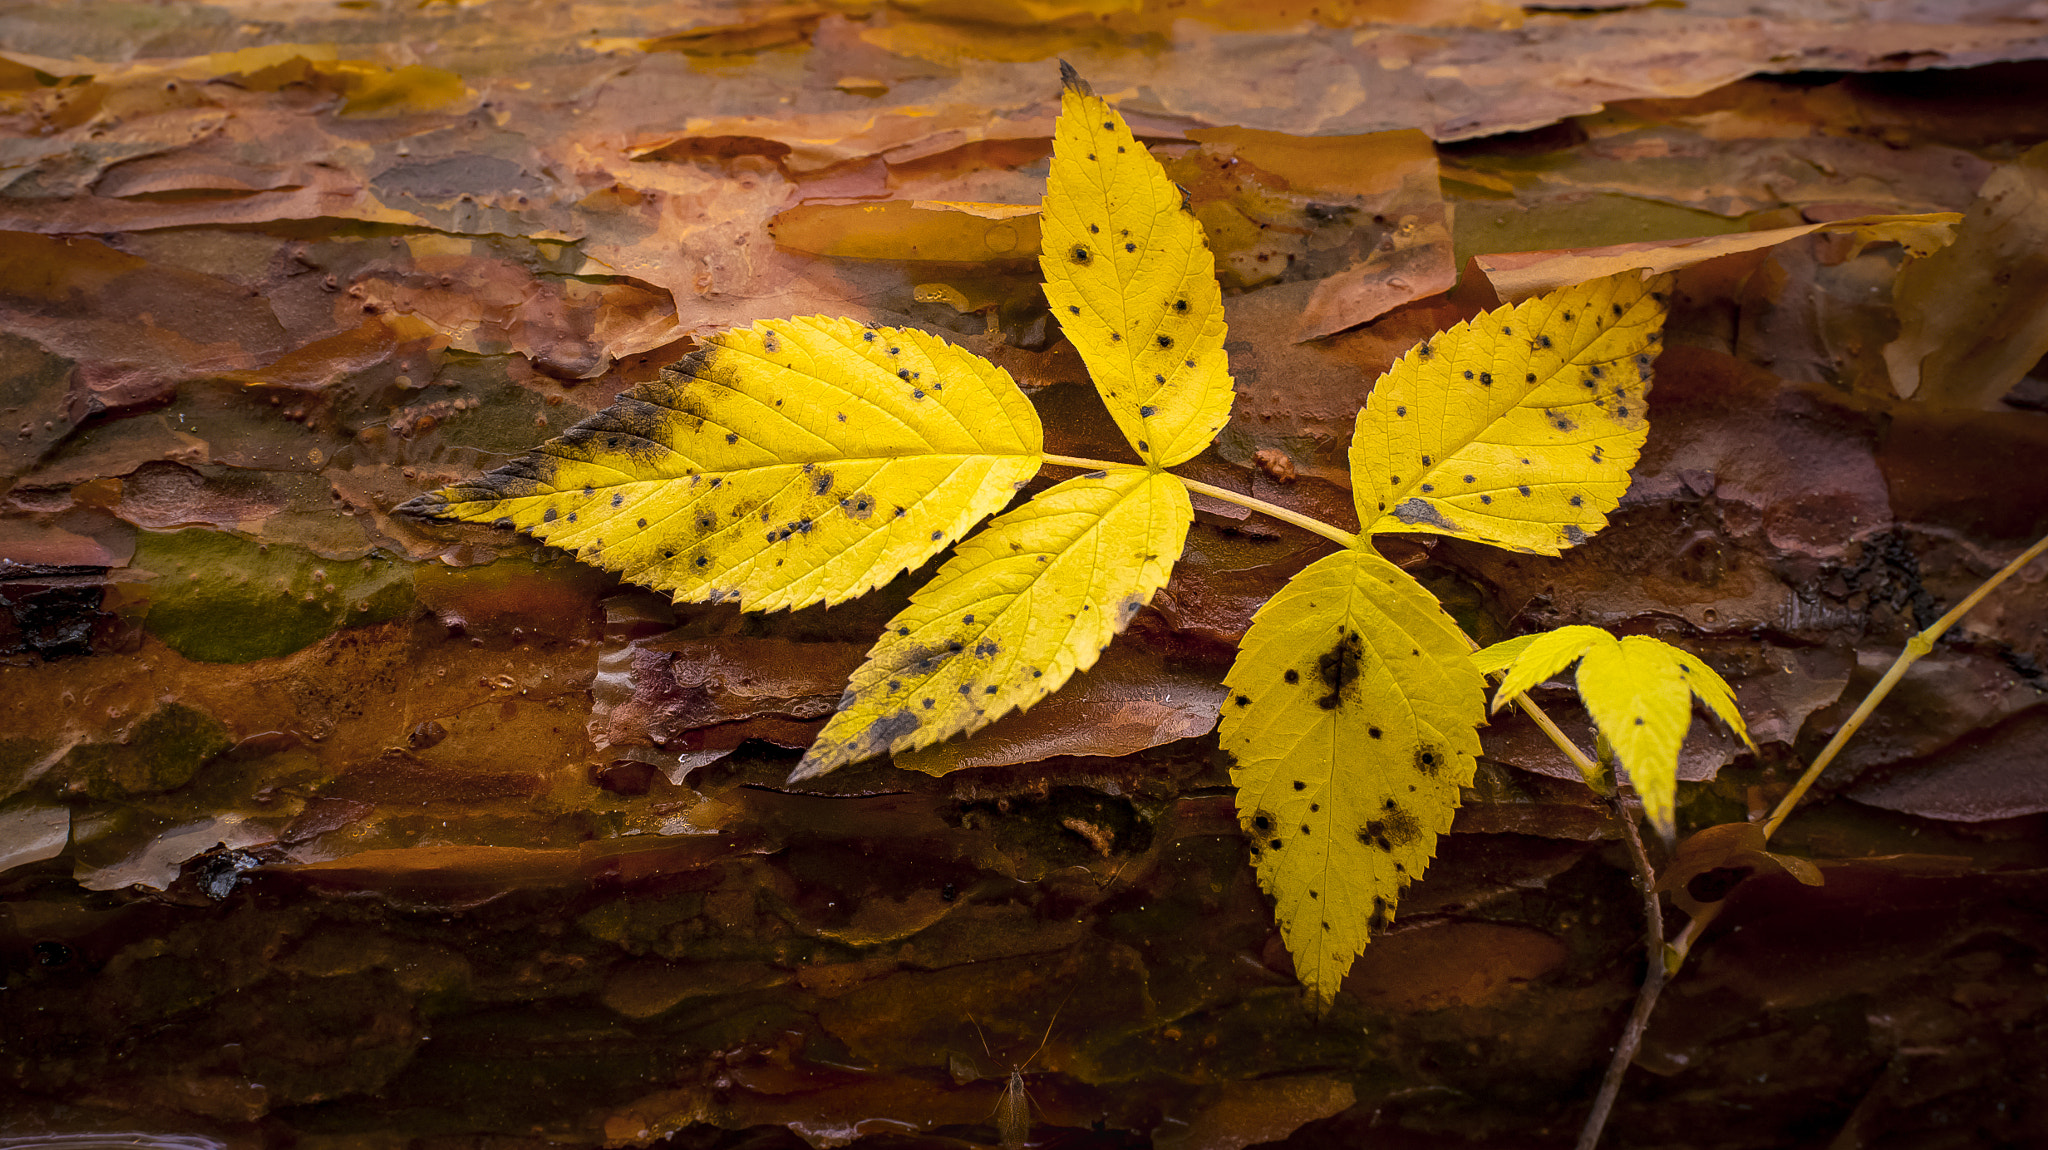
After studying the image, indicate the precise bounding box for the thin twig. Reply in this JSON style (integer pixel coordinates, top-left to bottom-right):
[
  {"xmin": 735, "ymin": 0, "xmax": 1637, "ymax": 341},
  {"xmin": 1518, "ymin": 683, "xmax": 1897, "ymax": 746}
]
[
  {"xmin": 1575, "ymin": 527, "xmax": 2048, "ymax": 1149},
  {"xmin": 1760, "ymin": 528, "xmax": 2048, "ymax": 840},
  {"xmin": 1576, "ymin": 790, "xmax": 1666, "ymax": 1150},
  {"xmin": 1041, "ymin": 453, "xmax": 1365, "ymax": 549}
]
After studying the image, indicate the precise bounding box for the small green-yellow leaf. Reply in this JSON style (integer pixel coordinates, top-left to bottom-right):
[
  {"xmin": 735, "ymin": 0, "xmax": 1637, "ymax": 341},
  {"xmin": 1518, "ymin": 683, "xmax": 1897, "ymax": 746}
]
[
  {"xmin": 1486, "ymin": 628, "xmax": 1755, "ymax": 839},
  {"xmin": 1219, "ymin": 548, "xmax": 1485, "ymax": 1006},
  {"xmin": 1482, "ymin": 624, "xmax": 1606, "ymax": 712},
  {"xmin": 1351, "ymin": 271, "xmax": 1670, "ymax": 554},
  {"xmin": 400, "ymin": 317, "xmax": 1042, "ymax": 613},
  {"xmin": 1040, "ymin": 65, "xmax": 1233, "ymax": 468},
  {"xmin": 1470, "ymin": 633, "xmax": 1537, "ymax": 676},
  {"xmin": 794, "ymin": 466, "xmax": 1190, "ymax": 779},
  {"xmin": 1677, "ymin": 648, "xmax": 1752, "ymax": 752}
]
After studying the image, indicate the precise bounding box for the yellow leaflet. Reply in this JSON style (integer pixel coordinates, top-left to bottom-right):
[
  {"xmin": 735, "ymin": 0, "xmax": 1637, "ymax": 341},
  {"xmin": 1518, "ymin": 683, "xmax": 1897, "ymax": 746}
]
[
  {"xmin": 1351, "ymin": 271, "xmax": 1671, "ymax": 554},
  {"xmin": 1039, "ymin": 65, "xmax": 1234, "ymax": 468},
  {"xmin": 1485, "ymin": 624, "xmax": 1605, "ymax": 707},
  {"xmin": 401, "ymin": 318, "xmax": 1041, "ymax": 613},
  {"xmin": 1478, "ymin": 629, "xmax": 1754, "ymax": 838},
  {"xmin": 793, "ymin": 467, "xmax": 1190, "ymax": 779},
  {"xmin": 1219, "ymin": 548, "xmax": 1484, "ymax": 1006}
]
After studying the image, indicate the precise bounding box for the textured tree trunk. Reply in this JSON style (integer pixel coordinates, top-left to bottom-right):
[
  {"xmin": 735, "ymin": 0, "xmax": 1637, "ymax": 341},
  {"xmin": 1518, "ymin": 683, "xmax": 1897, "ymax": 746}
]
[{"xmin": 4, "ymin": 5, "xmax": 2047, "ymax": 1148}]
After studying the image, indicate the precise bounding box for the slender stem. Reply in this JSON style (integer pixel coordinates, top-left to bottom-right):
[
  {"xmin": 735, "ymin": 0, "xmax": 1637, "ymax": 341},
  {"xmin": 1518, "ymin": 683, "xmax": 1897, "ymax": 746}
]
[
  {"xmin": 1176, "ymin": 475, "xmax": 1361, "ymax": 549},
  {"xmin": 1511, "ymin": 694, "xmax": 1607, "ymax": 793},
  {"xmin": 1040, "ymin": 452, "xmax": 1130, "ymax": 471},
  {"xmin": 1579, "ymin": 527, "xmax": 2048, "ymax": 1149},
  {"xmin": 1577, "ymin": 788, "xmax": 1666, "ymax": 1150},
  {"xmin": 1041, "ymin": 453, "xmax": 1364, "ymax": 549},
  {"xmin": 1760, "ymin": 528, "xmax": 2048, "ymax": 841},
  {"xmin": 1447, "ymin": 627, "xmax": 1608, "ymax": 791}
]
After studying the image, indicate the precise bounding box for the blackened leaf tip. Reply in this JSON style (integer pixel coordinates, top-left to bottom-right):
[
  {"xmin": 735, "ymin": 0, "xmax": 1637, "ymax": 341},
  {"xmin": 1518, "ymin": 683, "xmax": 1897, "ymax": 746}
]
[
  {"xmin": 393, "ymin": 492, "xmax": 453, "ymax": 521},
  {"xmin": 1058, "ymin": 59, "xmax": 1091, "ymax": 96}
]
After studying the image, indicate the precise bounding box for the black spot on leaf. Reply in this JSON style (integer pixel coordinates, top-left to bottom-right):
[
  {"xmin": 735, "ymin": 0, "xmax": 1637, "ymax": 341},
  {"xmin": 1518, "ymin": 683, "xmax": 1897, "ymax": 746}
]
[{"xmin": 1315, "ymin": 629, "xmax": 1362, "ymax": 710}]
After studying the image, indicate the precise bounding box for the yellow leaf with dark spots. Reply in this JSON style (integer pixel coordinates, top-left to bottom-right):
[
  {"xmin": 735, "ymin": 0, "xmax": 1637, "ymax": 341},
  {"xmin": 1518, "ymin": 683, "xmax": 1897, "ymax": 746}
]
[
  {"xmin": 794, "ymin": 466, "xmax": 1190, "ymax": 779},
  {"xmin": 1219, "ymin": 547, "xmax": 1484, "ymax": 1006},
  {"xmin": 1351, "ymin": 271, "xmax": 1670, "ymax": 554},
  {"xmin": 1040, "ymin": 65, "xmax": 1233, "ymax": 468},
  {"xmin": 400, "ymin": 317, "xmax": 1042, "ymax": 613}
]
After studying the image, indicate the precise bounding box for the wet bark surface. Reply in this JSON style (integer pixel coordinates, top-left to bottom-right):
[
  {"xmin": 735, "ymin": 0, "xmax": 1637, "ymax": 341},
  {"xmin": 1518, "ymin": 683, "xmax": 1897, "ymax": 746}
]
[{"xmin": 4, "ymin": 4, "xmax": 2048, "ymax": 1148}]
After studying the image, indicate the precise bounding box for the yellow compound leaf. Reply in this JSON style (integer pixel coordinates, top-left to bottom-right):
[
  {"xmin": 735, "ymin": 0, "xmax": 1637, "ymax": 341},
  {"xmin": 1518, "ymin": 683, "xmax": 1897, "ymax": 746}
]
[
  {"xmin": 1218, "ymin": 547, "xmax": 1485, "ymax": 1006},
  {"xmin": 1040, "ymin": 64, "xmax": 1233, "ymax": 468},
  {"xmin": 793, "ymin": 467, "xmax": 1191, "ymax": 779},
  {"xmin": 1479, "ymin": 629, "xmax": 1755, "ymax": 839},
  {"xmin": 401, "ymin": 317, "xmax": 1042, "ymax": 613},
  {"xmin": 1351, "ymin": 271, "xmax": 1671, "ymax": 555}
]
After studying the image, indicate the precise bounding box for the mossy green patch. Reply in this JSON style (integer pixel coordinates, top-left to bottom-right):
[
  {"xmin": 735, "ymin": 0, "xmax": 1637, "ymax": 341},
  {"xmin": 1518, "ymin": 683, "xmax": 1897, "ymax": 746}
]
[
  {"xmin": 133, "ymin": 529, "xmax": 414, "ymax": 663},
  {"xmin": 61, "ymin": 702, "xmax": 233, "ymax": 800}
]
